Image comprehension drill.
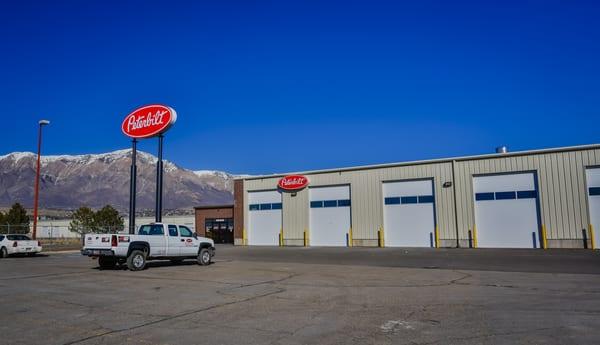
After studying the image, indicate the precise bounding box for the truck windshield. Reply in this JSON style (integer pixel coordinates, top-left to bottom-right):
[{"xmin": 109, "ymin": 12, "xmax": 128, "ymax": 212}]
[{"xmin": 138, "ymin": 225, "xmax": 164, "ymax": 236}]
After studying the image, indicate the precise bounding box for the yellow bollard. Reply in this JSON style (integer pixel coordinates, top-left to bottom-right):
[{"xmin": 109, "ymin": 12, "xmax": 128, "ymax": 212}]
[
  {"xmin": 472, "ymin": 224, "xmax": 478, "ymax": 248},
  {"xmin": 590, "ymin": 224, "xmax": 596, "ymax": 250},
  {"xmin": 242, "ymin": 227, "xmax": 247, "ymax": 246},
  {"xmin": 541, "ymin": 224, "xmax": 548, "ymax": 250},
  {"xmin": 280, "ymin": 228, "xmax": 284, "ymax": 247},
  {"xmin": 379, "ymin": 227, "xmax": 385, "ymax": 248},
  {"xmin": 348, "ymin": 227, "xmax": 353, "ymax": 247},
  {"xmin": 435, "ymin": 225, "xmax": 440, "ymax": 248}
]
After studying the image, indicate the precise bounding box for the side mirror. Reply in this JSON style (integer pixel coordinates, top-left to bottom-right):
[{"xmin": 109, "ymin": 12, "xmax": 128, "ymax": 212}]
[{"xmin": 193, "ymin": 233, "xmax": 198, "ymax": 239}]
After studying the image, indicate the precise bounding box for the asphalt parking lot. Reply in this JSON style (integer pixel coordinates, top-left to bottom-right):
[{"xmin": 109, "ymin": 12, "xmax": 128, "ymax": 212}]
[{"xmin": 1, "ymin": 246, "xmax": 600, "ymax": 345}]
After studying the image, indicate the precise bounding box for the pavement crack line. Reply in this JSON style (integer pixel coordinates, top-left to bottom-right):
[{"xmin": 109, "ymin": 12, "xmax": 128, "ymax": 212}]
[
  {"xmin": 421, "ymin": 326, "xmax": 562, "ymax": 344},
  {"xmin": 0, "ymin": 270, "xmax": 91, "ymax": 281},
  {"xmin": 60, "ymin": 287, "xmax": 287, "ymax": 345},
  {"xmin": 272, "ymin": 271, "xmax": 472, "ymax": 289}
]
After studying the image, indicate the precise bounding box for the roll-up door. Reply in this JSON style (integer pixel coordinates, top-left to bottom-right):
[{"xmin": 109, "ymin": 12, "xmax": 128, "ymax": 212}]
[
  {"xmin": 473, "ymin": 173, "xmax": 540, "ymax": 248},
  {"xmin": 309, "ymin": 185, "xmax": 351, "ymax": 246},
  {"xmin": 586, "ymin": 168, "xmax": 600, "ymax": 247},
  {"xmin": 383, "ymin": 179, "xmax": 436, "ymax": 247},
  {"xmin": 248, "ymin": 190, "xmax": 282, "ymax": 246}
]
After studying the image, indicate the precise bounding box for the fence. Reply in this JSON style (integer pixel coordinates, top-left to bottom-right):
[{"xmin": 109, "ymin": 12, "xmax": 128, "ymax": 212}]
[{"xmin": 0, "ymin": 224, "xmax": 127, "ymax": 238}]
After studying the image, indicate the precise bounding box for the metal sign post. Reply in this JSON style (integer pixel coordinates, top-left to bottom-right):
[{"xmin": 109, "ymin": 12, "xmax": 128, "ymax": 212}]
[
  {"xmin": 155, "ymin": 135, "xmax": 164, "ymax": 223},
  {"xmin": 128, "ymin": 138, "xmax": 137, "ymax": 234}
]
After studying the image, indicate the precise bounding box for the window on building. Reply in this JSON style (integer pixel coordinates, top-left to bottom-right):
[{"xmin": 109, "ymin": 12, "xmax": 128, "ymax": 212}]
[
  {"xmin": 323, "ymin": 200, "xmax": 337, "ymax": 207},
  {"xmin": 475, "ymin": 192, "xmax": 494, "ymax": 201},
  {"xmin": 401, "ymin": 196, "xmax": 418, "ymax": 204},
  {"xmin": 495, "ymin": 191, "xmax": 516, "ymax": 200}
]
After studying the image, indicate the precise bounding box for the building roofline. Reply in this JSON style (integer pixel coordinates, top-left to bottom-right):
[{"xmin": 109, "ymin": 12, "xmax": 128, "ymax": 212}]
[
  {"xmin": 193, "ymin": 204, "xmax": 234, "ymax": 210},
  {"xmin": 237, "ymin": 143, "xmax": 600, "ymax": 181}
]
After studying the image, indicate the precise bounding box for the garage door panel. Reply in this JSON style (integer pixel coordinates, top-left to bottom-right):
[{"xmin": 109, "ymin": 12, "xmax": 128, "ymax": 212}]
[
  {"xmin": 248, "ymin": 191, "xmax": 282, "ymax": 246},
  {"xmin": 587, "ymin": 168, "xmax": 600, "ymax": 247},
  {"xmin": 474, "ymin": 173, "xmax": 535, "ymax": 192},
  {"xmin": 383, "ymin": 180, "xmax": 435, "ymax": 247},
  {"xmin": 310, "ymin": 186, "xmax": 349, "ymax": 200},
  {"xmin": 309, "ymin": 186, "xmax": 351, "ymax": 247},
  {"xmin": 475, "ymin": 199, "xmax": 538, "ymax": 248},
  {"xmin": 384, "ymin": 179, "xmax": 432, "ymax": 197},
  {"xmin": 473, "ymin": 173, "xmax": 539, "ymax": 248}
]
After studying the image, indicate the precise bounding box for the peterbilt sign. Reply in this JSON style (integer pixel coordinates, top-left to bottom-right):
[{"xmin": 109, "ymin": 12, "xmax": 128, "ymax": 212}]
[
  {"xmin": 278, "ymin": 175, "xmax": 309, "ymax": 191},
  {"xmin": 122, "ymin": 104, "xmax": 177, "ymax": 138}
]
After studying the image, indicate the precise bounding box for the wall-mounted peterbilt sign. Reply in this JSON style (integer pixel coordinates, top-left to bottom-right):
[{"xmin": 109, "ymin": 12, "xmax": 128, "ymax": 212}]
[
  {"xmin": 278, "ymin": 175, "xmax": 309, "ymax": 191},
  {"xmin": 121, "ymin": 104, "xmax": 177, "ymax": 138}
]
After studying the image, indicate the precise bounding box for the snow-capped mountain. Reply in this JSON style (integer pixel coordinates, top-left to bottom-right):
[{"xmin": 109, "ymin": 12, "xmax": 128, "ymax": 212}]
[
  {"xmin": 0, "ymin": 150, "xmax": 236, "ymax": 211},
  {"xmin": 193, "ymin": 170, "xmax": 252, "ymax": 191}
]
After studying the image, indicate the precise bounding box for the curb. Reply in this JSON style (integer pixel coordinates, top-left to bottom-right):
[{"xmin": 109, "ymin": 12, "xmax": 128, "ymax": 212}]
[{"xmin": 45, "ymin": 249, "xmax": 81, "ymax": 254}]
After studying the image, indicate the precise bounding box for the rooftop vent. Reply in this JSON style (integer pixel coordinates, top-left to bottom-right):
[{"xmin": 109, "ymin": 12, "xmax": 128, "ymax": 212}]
[{"xmin": 496, "ymin": 146, "xmax": 508, "ymax": 154}]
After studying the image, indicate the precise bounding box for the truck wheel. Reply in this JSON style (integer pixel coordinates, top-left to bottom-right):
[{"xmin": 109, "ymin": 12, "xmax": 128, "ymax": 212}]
[
  {"xmin": 127, "ymin": 250, "xmax": 147, "ymax": 271},
  {"xmin": 197, "ymin": 248, "xmax": 211, "ymax": 266},
  {"xmin": 0, "ymin": 247, "xmax": 7, "ymax": 258},
  {"xmin": 98, "ymin": 256, "xmax": 117, "ymax": 270}
]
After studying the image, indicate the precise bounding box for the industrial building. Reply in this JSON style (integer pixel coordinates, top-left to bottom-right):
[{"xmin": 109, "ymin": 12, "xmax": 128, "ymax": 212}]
[{"xmin": 200, "ymin": 144, "xmax": 600, "ymax": 249}]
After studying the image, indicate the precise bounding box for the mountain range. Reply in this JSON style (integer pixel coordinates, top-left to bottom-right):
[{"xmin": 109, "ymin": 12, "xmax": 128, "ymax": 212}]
[{"xmin": 0, "ymin": 150, "xmax": 243, "ymax": 212}]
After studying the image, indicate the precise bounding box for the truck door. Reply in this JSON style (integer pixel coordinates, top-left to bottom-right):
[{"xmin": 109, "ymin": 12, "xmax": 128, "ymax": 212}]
[
  {"xmin": 178, "ymin": 226, "xmax": 197, "ymax": 256},
  {"xmin": 143, "ymin": 224, "xmax": 168, "ymax": 256},
  {"xmin": 167, "ymin": 225, "xmax": 181, "ymax": 256}
]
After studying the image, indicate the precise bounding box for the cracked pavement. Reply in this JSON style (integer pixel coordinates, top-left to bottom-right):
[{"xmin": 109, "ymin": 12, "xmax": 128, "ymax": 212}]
[{"xmin": 0, "ymin": 246, "xmax": 599, "ymax": 344}]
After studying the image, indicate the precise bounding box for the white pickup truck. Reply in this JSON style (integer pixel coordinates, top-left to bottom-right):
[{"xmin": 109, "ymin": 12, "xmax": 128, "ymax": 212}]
[{"xmin": 81, "ymin": 223, "xmax": 215, "ymax": 271}]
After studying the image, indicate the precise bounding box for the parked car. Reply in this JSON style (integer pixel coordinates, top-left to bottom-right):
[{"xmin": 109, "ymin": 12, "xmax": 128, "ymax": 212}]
[
  {"xmin": 81, "ymin": 223, "xmax": 215, "ymax": 271},
  {"xmin": 0, "ymin": 234, "xmax": 43, "ymax": 258}
]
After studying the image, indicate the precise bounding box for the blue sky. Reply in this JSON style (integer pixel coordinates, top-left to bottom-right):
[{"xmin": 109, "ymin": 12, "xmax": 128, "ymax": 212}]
[{"xmin": 1, "ymin": 1, "xmax": 599, "ymax": 175}]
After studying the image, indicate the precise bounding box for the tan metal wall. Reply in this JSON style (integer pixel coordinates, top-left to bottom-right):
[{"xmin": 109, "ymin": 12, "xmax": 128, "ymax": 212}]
[
  {"xmin": 243, "ymin": 162, "xmax": 457, "ymax": 247},
  {"xmin": 454, "ymin": 148, "xmax": 600, "ymax": 248},
  {"xmin": 240, "ymin": 145, "xmax": 600, "ymax": 248}
]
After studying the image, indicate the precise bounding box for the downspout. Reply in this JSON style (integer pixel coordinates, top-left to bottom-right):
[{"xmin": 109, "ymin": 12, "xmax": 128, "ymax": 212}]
[{"xmin": 452, "ymin": 159, "xmax": 460, "ymax": 248}]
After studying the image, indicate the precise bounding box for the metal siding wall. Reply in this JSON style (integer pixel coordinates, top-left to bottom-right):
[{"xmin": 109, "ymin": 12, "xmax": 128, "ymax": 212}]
[
  {"xmin": 242, "ymin": 147, "xmax": 600, "ymax": 246},
  {"xmin": 244, "ymin": 163, "xmax": 456, "ymax": 245},
  {"xmin": 454, "ymin": 149, "xmax": 600, "ymax": 242}
]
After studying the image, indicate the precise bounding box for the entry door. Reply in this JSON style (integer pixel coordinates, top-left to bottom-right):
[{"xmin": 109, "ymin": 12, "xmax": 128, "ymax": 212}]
[
  {"xmin": 586, "ymin": 168, "xmax": 600, "ymax": 246},
  {"xmin": 248, "ymin": 190, "xmax": 282, "ymax": 246},
  {"xmin": 383, "ymin": 180, "xmax": 436, "ymax": 247},
  {"xmin": 309, "ymin": 185, "xmax": 351, "ymax": 246},
  {"xmin": 473, "ymin": 173, "xmax": 540, "ymax": 248},
  {"xmin": 205, "ymin": 219, "xmax": 234, "ymax": 244}
]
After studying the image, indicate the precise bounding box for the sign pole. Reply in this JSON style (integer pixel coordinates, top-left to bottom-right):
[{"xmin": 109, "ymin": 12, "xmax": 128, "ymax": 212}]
[
  {"xmin": 155, "ymin": 134, "xmax": 164, "ymax": 223},
  {"xmin": 128, "ymin": 139, "xmax": 137, "ymax": 234}
]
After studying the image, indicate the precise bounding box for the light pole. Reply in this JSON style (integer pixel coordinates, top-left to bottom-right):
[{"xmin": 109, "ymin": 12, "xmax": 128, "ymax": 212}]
[{"xmin": 32, "ymin": 119, "xmax": 50, "ymax": 239}]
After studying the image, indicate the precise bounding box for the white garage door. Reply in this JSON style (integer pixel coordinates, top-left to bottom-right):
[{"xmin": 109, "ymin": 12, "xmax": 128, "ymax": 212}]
[
  {"xmin": 248, "ymin": 190, "xmax": 282, "ymax": 246},
  {"xmin": 309, "ymin": 185, "xmax": 351, "ymax": 246},
  {"xmin": 473, "ymin": 173, "xmax": 539, "ymax": 248},
  {"xmin": 586, "ymin": 168, "xmax": 600, "ymax": 247},
  {"xmin": 383, "ymin": 180, "xmax": 436, "ymax": 247}
]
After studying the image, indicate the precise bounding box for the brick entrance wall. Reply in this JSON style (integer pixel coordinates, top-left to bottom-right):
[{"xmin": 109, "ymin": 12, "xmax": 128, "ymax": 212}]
[{"xmin": 194, "ymin": 206, "xmax": 234, "ymax": 237}]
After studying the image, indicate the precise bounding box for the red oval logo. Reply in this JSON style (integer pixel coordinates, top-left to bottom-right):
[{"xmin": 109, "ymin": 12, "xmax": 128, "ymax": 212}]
[
  {"xmin": 278, "ymin": 175, "xmax": 309, "ymax": 191},
  {"xmin": 122, "ymin": 104, "xmax": 177, "ymax": 138}
]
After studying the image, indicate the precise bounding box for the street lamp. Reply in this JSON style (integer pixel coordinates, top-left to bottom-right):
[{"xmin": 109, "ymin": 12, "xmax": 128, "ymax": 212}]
[{"xmin": 32, "ymin": 119, "xmax": 50, "ymax": 239}]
